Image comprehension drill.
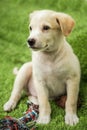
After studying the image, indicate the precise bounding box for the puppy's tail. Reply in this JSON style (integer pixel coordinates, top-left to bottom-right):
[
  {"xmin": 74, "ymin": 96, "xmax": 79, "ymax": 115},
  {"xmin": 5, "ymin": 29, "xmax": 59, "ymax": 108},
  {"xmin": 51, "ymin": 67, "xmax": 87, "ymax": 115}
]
[{"xmin": 13, "ymin": 67, "xmax": 19, "ymax": 75}]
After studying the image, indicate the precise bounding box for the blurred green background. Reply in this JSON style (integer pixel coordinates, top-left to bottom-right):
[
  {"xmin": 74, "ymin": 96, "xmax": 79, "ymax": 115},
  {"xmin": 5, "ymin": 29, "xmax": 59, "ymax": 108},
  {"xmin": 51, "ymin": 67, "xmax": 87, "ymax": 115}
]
[{"xmin": 0, "ymin": 0, "xmax": 87, "ymax": 129}]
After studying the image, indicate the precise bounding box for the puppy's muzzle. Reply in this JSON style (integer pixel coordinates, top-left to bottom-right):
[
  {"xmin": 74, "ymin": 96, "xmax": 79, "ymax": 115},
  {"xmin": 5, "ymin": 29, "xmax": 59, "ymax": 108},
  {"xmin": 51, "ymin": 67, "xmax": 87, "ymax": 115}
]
[{"xmin": 27, "ymin": 38, "xmax": 36, "ymax": 47}]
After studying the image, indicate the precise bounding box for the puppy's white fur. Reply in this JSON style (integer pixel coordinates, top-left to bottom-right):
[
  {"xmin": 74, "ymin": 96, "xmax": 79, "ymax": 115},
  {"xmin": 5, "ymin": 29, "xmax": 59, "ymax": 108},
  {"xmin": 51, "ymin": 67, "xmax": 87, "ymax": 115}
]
[{"xmin": 4, "ymin": 10, "xmax": 80, "ymax": 126}]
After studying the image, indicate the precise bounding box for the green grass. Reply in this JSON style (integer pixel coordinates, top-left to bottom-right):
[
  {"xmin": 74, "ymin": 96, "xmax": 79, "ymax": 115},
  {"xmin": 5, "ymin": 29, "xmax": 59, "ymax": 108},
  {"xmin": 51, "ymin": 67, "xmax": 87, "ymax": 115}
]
[{"xmin": 0, "ymin": 0, "xmax": 87, "ymax": 129}]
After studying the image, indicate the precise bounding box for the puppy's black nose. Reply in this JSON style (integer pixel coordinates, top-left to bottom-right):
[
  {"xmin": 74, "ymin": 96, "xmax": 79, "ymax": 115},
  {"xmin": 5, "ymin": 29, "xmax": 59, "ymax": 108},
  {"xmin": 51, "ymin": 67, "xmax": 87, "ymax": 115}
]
[{"xmin": 27, "ymin": 38, "xmax": 36, "ymax": 47}]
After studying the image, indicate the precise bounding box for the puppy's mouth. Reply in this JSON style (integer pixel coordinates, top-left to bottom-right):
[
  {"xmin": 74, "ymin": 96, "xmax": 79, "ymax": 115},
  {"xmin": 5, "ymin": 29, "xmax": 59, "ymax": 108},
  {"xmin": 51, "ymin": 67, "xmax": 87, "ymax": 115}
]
[{"xmin": 29, "ymin": 44, "xmax": 48, "ymax": 51}]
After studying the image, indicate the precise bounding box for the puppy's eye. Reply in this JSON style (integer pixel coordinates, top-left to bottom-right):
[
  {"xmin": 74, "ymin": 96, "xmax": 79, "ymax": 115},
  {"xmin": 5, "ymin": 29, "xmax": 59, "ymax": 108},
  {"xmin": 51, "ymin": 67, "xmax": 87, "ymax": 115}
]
[
  {"xmin": 43, "ymin": 25, "xmax": 50, "ymax": 31},
  {"xmin": 30, "ymin": 26, "xmax": 32, "ymax": 31}
]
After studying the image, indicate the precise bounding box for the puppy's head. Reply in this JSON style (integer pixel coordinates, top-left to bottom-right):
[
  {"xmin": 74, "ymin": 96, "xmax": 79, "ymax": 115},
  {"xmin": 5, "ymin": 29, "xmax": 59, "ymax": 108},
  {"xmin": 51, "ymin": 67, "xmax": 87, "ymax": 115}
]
[{"xmin": 27, "ymin": 10, "xmax": 75, "ymax": 52}]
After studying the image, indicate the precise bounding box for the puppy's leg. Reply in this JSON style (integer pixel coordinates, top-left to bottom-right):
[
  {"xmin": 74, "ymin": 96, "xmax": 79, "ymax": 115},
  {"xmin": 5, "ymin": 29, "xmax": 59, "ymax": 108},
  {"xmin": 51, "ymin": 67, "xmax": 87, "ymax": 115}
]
[
  {"xmin": 65, "ymin": 78, "xmax": 79, "ymax": 126},
  {"xmin": 34, "ymin": 80, "xmax": 51, "ymax": 124},
  {"xmin": 28, "ymin": 96, "xmax": 39, "ymax": 105},
  {"xmin": 4, "ymin": 62, "xmax": 32, "ymax": 111}
]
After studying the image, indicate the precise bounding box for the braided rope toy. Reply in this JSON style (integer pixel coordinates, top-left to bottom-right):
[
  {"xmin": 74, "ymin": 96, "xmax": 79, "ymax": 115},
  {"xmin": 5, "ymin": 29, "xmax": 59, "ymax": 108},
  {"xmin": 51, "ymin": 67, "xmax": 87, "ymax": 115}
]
[{"xmin": 0, "ymin": 101, "xmax": 39, "ymax": 130}]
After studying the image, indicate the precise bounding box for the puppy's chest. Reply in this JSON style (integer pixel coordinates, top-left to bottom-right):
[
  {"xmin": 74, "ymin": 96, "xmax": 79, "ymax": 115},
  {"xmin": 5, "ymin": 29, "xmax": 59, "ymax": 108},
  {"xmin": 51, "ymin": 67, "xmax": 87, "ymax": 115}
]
[
  {"xmin": 33, "ymin": 59, "xmax": 66, "ymax": 96},
  {"xmin": 33, "ymin": 56, "xmax": 66, "ymax": 80},
  {"xmin": 33, "ymin": 53, "xmax": 67, "ymax": 96}
]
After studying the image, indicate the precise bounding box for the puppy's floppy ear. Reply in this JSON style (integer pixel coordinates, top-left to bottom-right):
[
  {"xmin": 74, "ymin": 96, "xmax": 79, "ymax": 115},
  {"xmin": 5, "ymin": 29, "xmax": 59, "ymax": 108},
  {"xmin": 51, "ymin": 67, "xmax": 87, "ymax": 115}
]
[{"xmin": 55, "ymin": 13, "xmax": 75, "ymax": 36}]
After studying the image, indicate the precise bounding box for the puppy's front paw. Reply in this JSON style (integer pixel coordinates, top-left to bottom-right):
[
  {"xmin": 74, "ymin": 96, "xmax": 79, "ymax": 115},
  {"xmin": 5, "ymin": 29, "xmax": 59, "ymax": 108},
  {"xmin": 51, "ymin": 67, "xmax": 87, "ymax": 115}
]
[
  {"xmin": 65, "ymin": 113, "xmax": 79, "ymax": 126},
  {"xmin": 37, "ymin": 115, "xmax": 50, "ymax": 124},
  {"xmin": 4, "ymin": 100, "xmax": 16, "ymax": 112}
]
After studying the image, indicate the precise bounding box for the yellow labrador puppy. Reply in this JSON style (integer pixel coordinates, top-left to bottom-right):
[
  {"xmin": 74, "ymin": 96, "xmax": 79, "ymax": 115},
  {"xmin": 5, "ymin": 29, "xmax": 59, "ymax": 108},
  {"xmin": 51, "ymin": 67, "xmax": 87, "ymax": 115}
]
[{"xmin": 4, "ymin": 10, "xmax": 80, "ymax": 126}]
